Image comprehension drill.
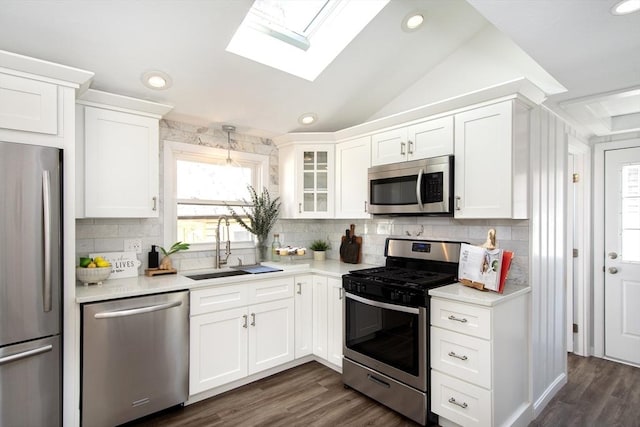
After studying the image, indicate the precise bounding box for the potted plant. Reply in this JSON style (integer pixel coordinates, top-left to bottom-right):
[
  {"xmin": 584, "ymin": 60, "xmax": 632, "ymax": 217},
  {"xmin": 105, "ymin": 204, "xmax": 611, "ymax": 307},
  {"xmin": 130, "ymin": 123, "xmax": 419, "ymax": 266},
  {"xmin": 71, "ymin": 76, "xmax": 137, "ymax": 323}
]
[
  {"xmin": 309, "ymin": 239, "xmax": 331, "ymax": 261},
  {"xmin": 158, "ymin": 241, "xmax": 190, "ymax": 270},
  {"xmin": 227, "ymin": 186, "xmax": 281, "ymax": 262}
]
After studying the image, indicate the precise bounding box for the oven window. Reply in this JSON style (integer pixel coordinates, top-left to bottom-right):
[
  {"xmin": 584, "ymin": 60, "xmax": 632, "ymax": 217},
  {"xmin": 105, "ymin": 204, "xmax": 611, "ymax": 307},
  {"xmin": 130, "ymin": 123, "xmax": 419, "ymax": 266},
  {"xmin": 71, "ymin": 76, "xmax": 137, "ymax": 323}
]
[
  {"xmin": 345, "ymin": 296, "xmax": 419, "ymax": 376},
  {"xmin": 370, "ymin": 175, "xmax": 418, "ymax": 205}
]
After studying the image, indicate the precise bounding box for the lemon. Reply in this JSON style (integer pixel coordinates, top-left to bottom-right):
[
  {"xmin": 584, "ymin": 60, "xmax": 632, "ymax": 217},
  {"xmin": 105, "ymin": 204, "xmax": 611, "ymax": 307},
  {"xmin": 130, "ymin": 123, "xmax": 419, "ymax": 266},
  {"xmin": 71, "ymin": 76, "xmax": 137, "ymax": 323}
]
[
  {"xmin": 87, "ymin": 262, "xmax": 97, "ymax": 268},
  {"xmin": 96, "ymin": 260, "xmax": 110, "ymax": 268}
]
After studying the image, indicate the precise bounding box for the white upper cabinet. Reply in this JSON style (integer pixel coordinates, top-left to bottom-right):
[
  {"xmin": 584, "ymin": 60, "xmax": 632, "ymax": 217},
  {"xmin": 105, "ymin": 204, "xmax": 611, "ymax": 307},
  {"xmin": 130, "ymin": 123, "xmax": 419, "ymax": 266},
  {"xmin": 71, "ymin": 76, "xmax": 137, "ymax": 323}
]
[
  {"xmin": 335, "ymin": 136, "xmax": 371, "ymax": 218},
  {"xmin": 0, "ymin": 73, "xmax": 58, "ymax": 135},
  {"xmin": 75, "ymin": 90, "xmax": 172, "ymax": 218},
  {"xmin": 371, "ymin": 116, "xmax": 453, "ymax": 166},
  {"xmin": 278, "ymin": 141, "xmax": 335, "ymax": 219},
  {"xmin": 453, "ymin": 100, "xmax": 529, "ymax": 219}
]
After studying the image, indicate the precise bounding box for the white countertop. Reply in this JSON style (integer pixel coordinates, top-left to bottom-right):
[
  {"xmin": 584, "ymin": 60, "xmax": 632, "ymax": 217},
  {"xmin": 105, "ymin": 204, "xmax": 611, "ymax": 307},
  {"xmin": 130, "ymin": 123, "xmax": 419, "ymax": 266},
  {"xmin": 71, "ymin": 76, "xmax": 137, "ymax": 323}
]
[
  {"xmin": 429, "ymin": 282, "xmax": 530, "ymax": 307},
  {"xmin": 76, "ymin": 259, "xmax": 377, "ymax": 303}
]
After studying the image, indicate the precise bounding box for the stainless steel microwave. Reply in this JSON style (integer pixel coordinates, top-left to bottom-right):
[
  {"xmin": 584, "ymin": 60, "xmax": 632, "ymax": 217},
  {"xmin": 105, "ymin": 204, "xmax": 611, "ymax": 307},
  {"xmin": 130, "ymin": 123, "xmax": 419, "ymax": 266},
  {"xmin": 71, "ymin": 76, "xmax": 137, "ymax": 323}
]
[{"xmin": 368, "ymin": 155, "xmax": 454, "ymax": 215}]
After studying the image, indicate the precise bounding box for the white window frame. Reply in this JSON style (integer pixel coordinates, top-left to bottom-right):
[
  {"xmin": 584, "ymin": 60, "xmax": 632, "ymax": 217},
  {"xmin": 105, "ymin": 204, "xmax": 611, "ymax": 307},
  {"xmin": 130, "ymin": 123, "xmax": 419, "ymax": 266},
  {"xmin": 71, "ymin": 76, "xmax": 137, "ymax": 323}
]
[{"xmin": 163, "ymin": 140, "xmax": 270, "ymax": 252}]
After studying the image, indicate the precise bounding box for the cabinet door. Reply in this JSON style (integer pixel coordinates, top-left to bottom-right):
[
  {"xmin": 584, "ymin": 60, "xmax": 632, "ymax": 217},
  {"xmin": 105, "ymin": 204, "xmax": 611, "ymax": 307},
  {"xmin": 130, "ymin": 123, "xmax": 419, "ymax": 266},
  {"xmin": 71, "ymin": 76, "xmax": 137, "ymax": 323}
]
[
  {"xmin": 371, "ymin": 128, "xmax": 407, "ymax": 166},
  {"xmin": 335, "ymin": 137, "xmax": 371, "ymax": 219},
  {"xmin": 454, "ymin": 101, "xmax": 513, "ymax": 218},
  {"xmin": 0, "ymin": 73, "xmax": 57, "ymax": 135},
  {"xmin": 327, "ymin": 277, "xmax": 344, "ymax": 368},
  {"xmin": 294, "ymin": 275, "xmax": 314, "ymax": 358},
  {"xmin": 407, "ymin": 116, "xmax": 453, "ymax": 160},
  {"xmin": 296, "ymin": 145, "xmax": 335, "ymax": 218},
  {"xmin": 189, "ymin": 307, "xmax": 248, "ymax": 395},
  {"xmin": 312, "ymin": 275, "xmax": 328, "ymax": 359},
  {"xmin": 248, "ymin": 298, "xmax": 295, "ymax": 375},
  {"xmin": 84, "ymin": 107, "xmax": 159, "ymax": 217}
]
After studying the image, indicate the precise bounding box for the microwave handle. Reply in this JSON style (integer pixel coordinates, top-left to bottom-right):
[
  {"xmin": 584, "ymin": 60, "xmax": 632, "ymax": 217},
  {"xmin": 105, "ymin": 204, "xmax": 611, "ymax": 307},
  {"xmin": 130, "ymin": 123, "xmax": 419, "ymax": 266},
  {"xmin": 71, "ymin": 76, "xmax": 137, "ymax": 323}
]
[{"xmin": 416, "ymin": 168, "xmax": 424, "ymax": 211}]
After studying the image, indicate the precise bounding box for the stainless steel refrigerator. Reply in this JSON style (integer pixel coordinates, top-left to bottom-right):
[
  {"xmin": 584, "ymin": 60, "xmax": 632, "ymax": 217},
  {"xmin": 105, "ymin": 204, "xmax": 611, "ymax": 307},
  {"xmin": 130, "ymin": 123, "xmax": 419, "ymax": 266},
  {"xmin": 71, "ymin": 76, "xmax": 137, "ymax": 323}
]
[{"xmin": 0, "ymin": 141, "xmax": 62, "ymax": 426}]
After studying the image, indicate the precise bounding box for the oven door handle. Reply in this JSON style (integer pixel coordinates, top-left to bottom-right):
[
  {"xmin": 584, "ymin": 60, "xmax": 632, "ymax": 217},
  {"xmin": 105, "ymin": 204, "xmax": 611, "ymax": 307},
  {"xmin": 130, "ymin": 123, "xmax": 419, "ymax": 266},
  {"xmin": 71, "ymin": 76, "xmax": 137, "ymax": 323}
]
[
  {"xmin": 345, "ymin": 292, "xmax": 420, "ymax": 315},
  {"xmin": 416, "ymin": 168, "xmax": 424, "ymax": 211}
]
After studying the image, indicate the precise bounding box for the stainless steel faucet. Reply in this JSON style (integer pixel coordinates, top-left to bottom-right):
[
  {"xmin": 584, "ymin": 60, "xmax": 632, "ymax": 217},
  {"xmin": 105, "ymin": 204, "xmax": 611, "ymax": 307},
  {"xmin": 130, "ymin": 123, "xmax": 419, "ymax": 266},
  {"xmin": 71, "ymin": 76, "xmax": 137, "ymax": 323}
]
[{"xmin": 215, "ymin": 215, "xmax": 231, "ymax": 268}]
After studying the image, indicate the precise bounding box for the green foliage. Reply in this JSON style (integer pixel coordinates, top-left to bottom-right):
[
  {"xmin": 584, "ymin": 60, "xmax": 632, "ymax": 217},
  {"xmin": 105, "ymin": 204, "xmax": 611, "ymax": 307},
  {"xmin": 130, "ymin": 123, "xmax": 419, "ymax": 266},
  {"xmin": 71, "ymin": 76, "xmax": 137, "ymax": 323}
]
[
  {"xmin": 226, "ymin": 186, "xmax": 281, "ymax": 239},
  {"xmin": 309, "ymin": 239, "xmax": 331, "ymax": 251},
  {"xmin": 159, "ymin": 241, "xmax": 190, "ymax": 256}
]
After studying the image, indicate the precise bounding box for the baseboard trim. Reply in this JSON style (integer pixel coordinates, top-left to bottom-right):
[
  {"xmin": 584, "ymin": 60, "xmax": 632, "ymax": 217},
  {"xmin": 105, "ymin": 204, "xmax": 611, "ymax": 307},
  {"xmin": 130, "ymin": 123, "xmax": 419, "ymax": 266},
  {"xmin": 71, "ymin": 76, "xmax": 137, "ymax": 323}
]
[{"xmin": 533, "ymin": 372, "xmax": 567, "ymax": 418}]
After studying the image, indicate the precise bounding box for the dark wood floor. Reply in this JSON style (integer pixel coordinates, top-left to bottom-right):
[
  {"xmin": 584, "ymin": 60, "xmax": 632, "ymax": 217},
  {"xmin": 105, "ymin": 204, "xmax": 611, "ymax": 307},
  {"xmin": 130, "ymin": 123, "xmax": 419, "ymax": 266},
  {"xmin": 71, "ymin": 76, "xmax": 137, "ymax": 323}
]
[{"xmin": 126, "ymin": 354, "xmax": 640, "ymax": 427}]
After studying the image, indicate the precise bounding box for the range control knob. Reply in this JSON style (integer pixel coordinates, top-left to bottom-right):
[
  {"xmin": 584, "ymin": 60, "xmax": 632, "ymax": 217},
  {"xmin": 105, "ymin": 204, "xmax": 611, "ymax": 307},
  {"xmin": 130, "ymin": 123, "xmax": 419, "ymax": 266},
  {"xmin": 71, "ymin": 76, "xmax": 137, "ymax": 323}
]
[
  {"xmin": 390, "ymin": 291, "xmax": 400, "ymax": 301},
  {"xmin": 402, "ymin": 293, "xmax": 412, "ymax": 304}
]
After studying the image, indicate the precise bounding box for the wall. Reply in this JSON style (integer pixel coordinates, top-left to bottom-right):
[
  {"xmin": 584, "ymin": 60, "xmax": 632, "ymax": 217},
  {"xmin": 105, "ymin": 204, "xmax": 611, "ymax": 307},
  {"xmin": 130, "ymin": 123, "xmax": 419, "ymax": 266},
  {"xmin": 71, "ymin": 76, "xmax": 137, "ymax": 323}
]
[
  {"xmin": 77, "ymin": 119, "xmax": 529, "ymax": 287},
  {"xmin": 529, "ymin": 106, "xmax": 570, "ymax": 415}
]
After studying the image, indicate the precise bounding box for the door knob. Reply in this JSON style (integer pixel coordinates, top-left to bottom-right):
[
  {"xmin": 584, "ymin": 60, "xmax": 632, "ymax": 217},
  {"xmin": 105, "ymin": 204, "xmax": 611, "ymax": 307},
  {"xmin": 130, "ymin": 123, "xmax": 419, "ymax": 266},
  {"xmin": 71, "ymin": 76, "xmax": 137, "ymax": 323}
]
[
  {"xmin": 609, "ymin": 267, "xmax": 618, "ymax": 274},
  {"xmin": 608, "ymin": 252, "xmax": 618, "ymax": 259}
]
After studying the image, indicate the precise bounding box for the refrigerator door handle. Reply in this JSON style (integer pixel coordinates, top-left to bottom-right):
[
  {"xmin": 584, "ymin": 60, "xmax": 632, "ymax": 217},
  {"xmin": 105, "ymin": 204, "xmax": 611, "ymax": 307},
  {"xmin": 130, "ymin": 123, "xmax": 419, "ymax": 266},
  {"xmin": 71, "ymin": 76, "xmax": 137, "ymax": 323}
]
[
  {"xmin": 0, "ymin": 344, "xmax": 53, "ymax": 366},
  {"xmin": 94, "ymin": 300, "xmax": 183, "ymax": 319},
  {"xmin": 42, "ymin": 170, "xmax": 52, "ymax": 313}
]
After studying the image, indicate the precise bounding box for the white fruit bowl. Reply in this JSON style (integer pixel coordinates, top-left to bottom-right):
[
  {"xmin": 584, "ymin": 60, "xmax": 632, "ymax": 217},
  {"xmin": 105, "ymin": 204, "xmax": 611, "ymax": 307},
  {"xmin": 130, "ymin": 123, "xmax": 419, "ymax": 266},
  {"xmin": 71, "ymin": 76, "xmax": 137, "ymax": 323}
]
[{"xmin": 76, "ymin": 267, "xmax": 111, "ymax": 285}]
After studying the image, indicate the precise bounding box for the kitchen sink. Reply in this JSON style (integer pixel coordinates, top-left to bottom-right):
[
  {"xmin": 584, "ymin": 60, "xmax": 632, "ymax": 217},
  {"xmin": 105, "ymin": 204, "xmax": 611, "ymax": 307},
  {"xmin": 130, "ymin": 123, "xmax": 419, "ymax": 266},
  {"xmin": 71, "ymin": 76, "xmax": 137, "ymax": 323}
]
[
  {"xmin": 185, "ymin": 264, "xmax": 283, "ymax": 281},
  {"xmin": 186, "ymin": 270, "xmax": 250, "ymax": 280}
]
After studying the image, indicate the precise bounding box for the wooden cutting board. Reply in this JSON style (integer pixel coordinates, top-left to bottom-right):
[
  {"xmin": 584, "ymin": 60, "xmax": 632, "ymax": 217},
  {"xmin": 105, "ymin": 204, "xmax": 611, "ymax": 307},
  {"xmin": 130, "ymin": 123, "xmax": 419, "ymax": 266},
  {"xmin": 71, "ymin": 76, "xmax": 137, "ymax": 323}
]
[{"xmin": 340, "ymin": 224, "xmax": 362, "ymax": 264}]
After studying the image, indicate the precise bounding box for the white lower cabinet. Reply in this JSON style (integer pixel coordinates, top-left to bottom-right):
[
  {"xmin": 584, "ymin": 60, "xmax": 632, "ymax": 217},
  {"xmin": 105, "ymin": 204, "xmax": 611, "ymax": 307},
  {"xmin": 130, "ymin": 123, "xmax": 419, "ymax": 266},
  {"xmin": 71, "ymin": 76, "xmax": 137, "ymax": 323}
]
[
  {"xmin": 294, "ymin": 275, "xmax": 313, "ymax": 358},
  {"xmin": 189, "ymin": 278, "xmax": 295, "ymax": 396},
  {"xmin": 429, "ymin": 290, "xmax": 530, "ymax": 427},
  {"xmin": 311, "ymin": 275, "xmax": 344, "ymax": 369},
  {"xmin": 327, "ymin": 277, "xmax": 344, "ymax": 367},
  {"xmin": 312, "ymin": 275, "xmax": 328, "ymax": 359}
]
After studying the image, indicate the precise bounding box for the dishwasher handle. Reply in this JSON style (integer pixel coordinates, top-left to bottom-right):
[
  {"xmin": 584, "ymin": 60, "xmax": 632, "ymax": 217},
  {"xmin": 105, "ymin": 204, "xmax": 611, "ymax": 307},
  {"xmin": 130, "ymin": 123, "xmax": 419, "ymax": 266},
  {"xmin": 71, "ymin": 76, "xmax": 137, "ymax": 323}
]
[{"xmin": 94, "ymin": 300, "xmax": 183, "ymax": 319}]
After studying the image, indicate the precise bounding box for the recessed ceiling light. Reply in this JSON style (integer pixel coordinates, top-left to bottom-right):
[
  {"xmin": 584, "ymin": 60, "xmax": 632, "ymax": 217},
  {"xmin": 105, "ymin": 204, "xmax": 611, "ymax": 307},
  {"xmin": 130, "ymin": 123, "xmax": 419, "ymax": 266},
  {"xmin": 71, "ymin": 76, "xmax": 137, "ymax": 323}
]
[
  {"xmin": 141, "ymin": 70, "xmax": 172, "ymax": 90},
  {"xmin": 402, "ymin": 11, "xmax": 426, "ymax": 32},
  {"xmin": 611, "ymin": 0, "xmax": 640, "ymax": 15},
  {"xmin": 298, "ymin": 113, "xmax": 317, "ymax": 125}
]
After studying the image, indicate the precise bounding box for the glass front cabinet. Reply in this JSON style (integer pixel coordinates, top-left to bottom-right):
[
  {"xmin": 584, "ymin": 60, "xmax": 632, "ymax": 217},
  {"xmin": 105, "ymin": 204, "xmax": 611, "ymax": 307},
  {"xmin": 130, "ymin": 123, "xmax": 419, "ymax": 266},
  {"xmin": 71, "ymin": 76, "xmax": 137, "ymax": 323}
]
[{"xmin": 278, "ymin": 142, "xmax": 335, "ymax": 219}]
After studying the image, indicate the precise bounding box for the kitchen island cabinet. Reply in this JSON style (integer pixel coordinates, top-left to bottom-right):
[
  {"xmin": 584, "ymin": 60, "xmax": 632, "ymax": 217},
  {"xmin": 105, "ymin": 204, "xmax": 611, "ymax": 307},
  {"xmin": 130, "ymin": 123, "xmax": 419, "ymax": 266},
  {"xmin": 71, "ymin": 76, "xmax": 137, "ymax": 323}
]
[{"xmin": 75, "ymin": 89, "xmax": 172, "ymax": 218}]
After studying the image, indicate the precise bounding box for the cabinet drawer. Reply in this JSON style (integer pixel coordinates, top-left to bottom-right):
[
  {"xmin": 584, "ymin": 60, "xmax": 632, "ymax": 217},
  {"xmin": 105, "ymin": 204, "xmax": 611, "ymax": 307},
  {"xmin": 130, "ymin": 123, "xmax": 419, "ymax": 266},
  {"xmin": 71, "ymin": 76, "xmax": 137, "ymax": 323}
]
[
  {"xmin": 0, "ymin": 73, "xmax": 57, "ymax": 134},
  {"xmin": 431, "ymin": 298, "xmax": 491, "ymax": 339},
  {"xmin": 190, "ymin": 284, "xmax": 248, "ymax": 315},
  {"xmin": 431, "ymin": 370, "xmax": 491, "ymax": 427},
  {"xmin": 431, "ymin": 327, "xmax": 491, "ymax": 389},
  {"xmin": 248, "ymin": 277, "xmax": 294, "ymax": 304}
]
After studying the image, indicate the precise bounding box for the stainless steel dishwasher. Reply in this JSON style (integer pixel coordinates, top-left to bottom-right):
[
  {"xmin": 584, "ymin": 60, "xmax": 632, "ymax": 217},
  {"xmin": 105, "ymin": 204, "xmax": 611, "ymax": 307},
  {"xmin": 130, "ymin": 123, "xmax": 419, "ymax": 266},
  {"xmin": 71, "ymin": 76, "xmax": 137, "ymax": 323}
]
[{"xmin": 81, "ymin": 291, "xmax": 189, "ymax": 427}]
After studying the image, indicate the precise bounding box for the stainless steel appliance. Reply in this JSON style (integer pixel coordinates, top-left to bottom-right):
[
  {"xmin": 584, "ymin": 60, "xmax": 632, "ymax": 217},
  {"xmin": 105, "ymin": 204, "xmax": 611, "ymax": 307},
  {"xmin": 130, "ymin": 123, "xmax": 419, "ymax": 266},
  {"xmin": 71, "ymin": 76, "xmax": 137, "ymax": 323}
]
[
  {"xmin": 368, "ymin": 155, "xmax": 454, "ymax": 215},
  {"xmin": 81, "ymin": 291, "xmax": 189, "ymax": 427},
  {"xmin": 0, "ymin": 141, "xmax": 62, "ymax": 426},
  {"xmin": 342, "ymin": 238, "xmax": 463, "ymax": 425}
]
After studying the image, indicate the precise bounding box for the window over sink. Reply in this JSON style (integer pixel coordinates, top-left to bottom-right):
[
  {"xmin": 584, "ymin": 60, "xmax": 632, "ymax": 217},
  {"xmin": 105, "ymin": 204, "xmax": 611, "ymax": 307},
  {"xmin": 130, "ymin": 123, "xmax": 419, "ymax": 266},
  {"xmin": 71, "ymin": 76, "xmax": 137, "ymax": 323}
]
[{"xmin": 163, "ymin": 141, "xmax": 269, "ymax": 251}]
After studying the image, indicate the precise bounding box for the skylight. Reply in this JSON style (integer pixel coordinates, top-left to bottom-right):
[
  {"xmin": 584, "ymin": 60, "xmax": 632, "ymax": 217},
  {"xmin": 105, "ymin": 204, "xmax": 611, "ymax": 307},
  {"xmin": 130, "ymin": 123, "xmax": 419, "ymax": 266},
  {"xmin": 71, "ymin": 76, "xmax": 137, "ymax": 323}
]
[{"xmin": 227, "ymin": 0, "xmax": 389, "ymax": 81}]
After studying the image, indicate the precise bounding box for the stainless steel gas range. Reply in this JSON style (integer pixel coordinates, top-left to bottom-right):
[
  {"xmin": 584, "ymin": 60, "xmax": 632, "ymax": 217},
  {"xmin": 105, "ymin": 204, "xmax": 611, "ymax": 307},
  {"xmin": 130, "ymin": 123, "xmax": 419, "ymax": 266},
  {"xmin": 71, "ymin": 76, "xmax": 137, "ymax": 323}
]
[{"xmin": 342, "ymin": 238, "xmax": 463, "ymax": 426}]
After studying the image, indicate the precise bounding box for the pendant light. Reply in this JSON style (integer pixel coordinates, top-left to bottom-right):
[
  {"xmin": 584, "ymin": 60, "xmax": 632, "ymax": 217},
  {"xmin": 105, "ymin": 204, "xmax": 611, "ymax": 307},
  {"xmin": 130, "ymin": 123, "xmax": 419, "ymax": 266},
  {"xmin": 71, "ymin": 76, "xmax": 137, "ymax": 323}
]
[{"xmin": 222, "ymin": 125, "xmax": 237, "ymax": 166}]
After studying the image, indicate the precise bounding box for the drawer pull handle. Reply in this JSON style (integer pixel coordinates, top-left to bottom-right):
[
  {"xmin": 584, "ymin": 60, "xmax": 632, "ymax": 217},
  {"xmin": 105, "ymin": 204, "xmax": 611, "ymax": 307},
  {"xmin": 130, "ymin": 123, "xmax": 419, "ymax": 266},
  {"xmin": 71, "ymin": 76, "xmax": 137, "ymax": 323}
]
[
  {"xmin": 448, "ymin": 315, "xmax": 468, "ymax": 323},
  {"xmin": 242, "ymin": 314, "xmax": 248, "ymax": 328},
  {"xmin": 448, "ymin": 397, "xmax": 468, "ymax": 409},
  {"xmin": 367, "ymin": 374, "xmax": 390, "ymax": 389},
  {"xmin": 448, "ymin": 351, "xmax": 468, "ymax": 361}
]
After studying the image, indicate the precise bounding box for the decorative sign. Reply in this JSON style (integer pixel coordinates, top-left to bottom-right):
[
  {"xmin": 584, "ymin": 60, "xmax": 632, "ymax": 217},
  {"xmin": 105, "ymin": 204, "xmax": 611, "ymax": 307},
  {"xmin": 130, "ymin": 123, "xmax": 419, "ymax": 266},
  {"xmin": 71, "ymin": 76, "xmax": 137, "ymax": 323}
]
[{"xmin": 90, "ymin": 251, "xmax": 141, "ymax": 279}]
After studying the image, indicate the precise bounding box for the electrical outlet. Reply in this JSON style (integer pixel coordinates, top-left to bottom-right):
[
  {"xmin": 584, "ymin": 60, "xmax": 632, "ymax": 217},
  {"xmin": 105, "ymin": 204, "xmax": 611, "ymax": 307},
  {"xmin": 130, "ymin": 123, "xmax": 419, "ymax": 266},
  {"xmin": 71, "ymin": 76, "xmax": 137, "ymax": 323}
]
[{"xmin": 124, "ymin": 239, "xmax": 142, "ymax": 253}]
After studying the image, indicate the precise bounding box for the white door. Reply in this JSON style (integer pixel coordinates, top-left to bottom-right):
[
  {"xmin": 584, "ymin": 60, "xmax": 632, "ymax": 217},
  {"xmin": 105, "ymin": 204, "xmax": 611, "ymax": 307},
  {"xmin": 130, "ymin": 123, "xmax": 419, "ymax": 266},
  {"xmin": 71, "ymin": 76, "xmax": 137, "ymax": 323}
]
[
  {"xmin": 566, "ymin": 153, "xmax": 575, "ymax": 353},
  {"xmin": 604, "ymin": 147, "xmax": 640, "ymax": 365},
  {"xmin": 312, "ymin": 275, "xmax": 328, "ymax": 359},
  {"xmin": 335, "ymin": 137, "xmax": 371, "ymax": 218}
]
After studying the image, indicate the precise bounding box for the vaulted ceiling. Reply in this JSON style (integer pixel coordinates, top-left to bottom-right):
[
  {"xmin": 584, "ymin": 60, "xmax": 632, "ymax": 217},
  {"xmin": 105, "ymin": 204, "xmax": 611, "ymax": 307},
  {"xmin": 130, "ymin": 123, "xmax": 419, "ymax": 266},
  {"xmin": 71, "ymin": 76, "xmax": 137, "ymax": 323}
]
[{"xmin": 0, "ymin": 0, "xmax": 637, "ymax": 138}]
